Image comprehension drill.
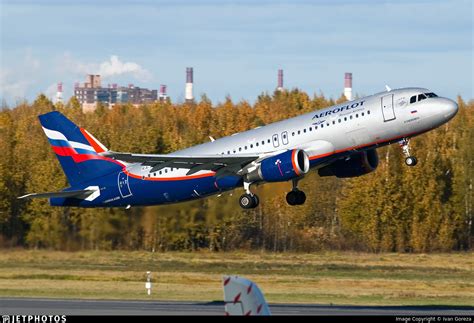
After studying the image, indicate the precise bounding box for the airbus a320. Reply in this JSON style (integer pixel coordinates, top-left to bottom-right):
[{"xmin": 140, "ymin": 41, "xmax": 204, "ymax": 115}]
[{"xmin": 19, "ymin": 87, "xmax": 458, "ymax": 209}]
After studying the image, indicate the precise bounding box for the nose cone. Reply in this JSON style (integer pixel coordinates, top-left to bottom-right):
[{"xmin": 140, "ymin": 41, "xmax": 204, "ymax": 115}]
[{"xmin": 438, "ymin": 98, "xmax": 458, "ymax": 121}]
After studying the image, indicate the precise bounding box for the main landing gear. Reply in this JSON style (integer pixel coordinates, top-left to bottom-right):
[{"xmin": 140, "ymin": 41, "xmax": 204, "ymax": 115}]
[
  {"xmin": 286, "ymin": 178, "xmax": 306, "ymax": 206},
  {"xmin": 239, "ymin": 181, "xmax": 259, "ymax": 209},
  {"xmin": 238, "ymin": 179, "xmax": 307, "ymax": 209},
  {"xmin": 399, "ymin": 138, "xmax": 417, "ymax": 167}
]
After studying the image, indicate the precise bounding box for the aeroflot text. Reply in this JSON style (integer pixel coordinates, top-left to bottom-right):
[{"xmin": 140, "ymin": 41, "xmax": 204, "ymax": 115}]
[{"xmin": 312, "ymin": 100, "xmax": 365, "ymax": 119}]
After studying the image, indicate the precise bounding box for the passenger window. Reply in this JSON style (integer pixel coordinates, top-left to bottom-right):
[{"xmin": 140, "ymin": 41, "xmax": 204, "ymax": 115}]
[
  {"xmin": 410, "ymin": 96, "xmax": 417, "ymax": 104},
  {"xmin": 239, "ymin": 147, "xmax": 242, "ymax": 151},
  {"xmin": 250, "ymin": 144, "xmax": 253, "ymax": 148},
  {"xmin": 309, "ymin": 127, "xmax": 312, "ymax": 131},
  {"xmin": 303, "ymin": 129, "xmax": 306, "ymax": 133},
  {"xmin": 298, "ymin": 130, "xmax": 301, "ymax": 134},
  {"xmin": 321, "ymin": 124, "xmax": 324, "ymax": 128},
  {"xmin": 338, "ymin": 119, "xmax": 341, "ymax": 123},
  {"xmin": 267, "ymin": 139, "xmax": 271, "ymax": 143},
  {"xmin": 292, "ymin": 132, "xmax": 295, "ymax": 136},
  {"xmin": 344, "ymin": 117, "xmax": 347, "ymax": 121},
  {"xmin": 368, "ymin": 110, "xmax": 371, "ymax": 115},
  {"xmin": 361, "ymin": 112, "xmax": 364, "ymax": 116},
  {"xmin": 256, "ymin": 142, "xmax": 259, "ymax": 147},
  {"xmin": 245, "ymin": 146, "xmax": 247, "ymax": 150},
  {"xmin": 262, "ymin": 140, "xmax": 265, "ymax": 145},
  {"xmin": 332, "ymin": 121, "xmax": 335, "ymax": 124},
  {"xmin": 350, "ymin": 115, "xmax": 353, "ymax": 119}
]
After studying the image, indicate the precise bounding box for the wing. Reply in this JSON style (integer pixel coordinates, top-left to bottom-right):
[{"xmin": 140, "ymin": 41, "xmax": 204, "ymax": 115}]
[
  {"xmin": 18, "ymin": 189, "xmax": 95, "ymax": 200},
  {"xmin": 101, "ymin": 151, "xmax": 259, "ymax": 177}
]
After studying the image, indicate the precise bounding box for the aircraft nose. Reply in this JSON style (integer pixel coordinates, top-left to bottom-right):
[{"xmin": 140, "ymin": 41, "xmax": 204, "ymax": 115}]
[{"xmin": 438, "ymin": 98, "xmax": 458, "ymax": 120}]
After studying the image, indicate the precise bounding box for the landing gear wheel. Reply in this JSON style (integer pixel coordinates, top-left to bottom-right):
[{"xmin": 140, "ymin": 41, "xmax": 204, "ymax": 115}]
[
  {"xmin": 405, "ymin": 156, "xmax": 418, "ymax": 167},
  {"xmin": 286, "ymin": 190, "xmax": 306, "ymax": 206},
  {"xmin": 252, "ymin": 194, "xmax": 260, "ymax": 207},
  {"xmin": 296, "ymin": 190, "xmax": 306, "ymax": 205},
  {"xmin": 239, "ymin": 193, "xmax": 258, "ymax": 209},
  {"xmin": 399, "ymin": 138, "xmax": 418, "ymax": 167}
]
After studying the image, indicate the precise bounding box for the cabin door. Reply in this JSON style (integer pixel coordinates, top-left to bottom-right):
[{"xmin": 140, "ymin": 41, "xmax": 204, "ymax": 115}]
[{"xmin": 381, "ymin": 94, "xmax": 396, "ymax": 121}]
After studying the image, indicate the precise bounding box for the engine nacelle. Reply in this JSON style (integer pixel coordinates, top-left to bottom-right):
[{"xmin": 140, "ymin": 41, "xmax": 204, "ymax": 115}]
[
  {"xmin": 318, "ymin": 149, "xmax": 379, "ymax": 178},
  {"xmin": 246, "ymin": 149, "xmax": 310, "ymax": 183}
]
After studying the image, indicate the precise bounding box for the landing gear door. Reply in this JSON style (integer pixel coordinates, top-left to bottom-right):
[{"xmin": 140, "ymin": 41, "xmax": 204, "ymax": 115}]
[
  {"xmin": 118, "ymin": 171, "xmax": 132, "ymax": 198},
  {"xmin": 381, "ymin": 94, "xmax": 396, "ymax": 122}
]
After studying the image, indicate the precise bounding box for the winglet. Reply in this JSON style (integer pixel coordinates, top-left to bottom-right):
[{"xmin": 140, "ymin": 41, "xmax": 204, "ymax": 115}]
[
  {"xmin": 223, "ymin": 275, "xmax": 271, "ymax": 316},
  {"xmin": 385, "ymin": 85, "xmax": 391, "ymax": 92}
]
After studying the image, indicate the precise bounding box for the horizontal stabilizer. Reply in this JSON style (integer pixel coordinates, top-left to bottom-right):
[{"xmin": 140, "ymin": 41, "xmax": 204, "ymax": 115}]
[{"xmin": 18, "ymin": 189, "xmax": 95, "ymax": 200}]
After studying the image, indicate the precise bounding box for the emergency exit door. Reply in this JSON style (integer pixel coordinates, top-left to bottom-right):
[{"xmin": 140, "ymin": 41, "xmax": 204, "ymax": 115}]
[{"xmin": 381, "ymin": 94, "xmax": 396, "ymax": 122}]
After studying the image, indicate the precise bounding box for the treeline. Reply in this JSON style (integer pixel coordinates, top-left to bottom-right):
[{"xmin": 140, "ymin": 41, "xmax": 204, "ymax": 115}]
[{"xmin": 0, "ymin": 90, "xmax": 472, "ymax": 252}]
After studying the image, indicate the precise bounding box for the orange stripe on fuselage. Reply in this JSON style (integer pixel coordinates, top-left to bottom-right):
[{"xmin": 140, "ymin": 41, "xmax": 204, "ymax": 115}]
[
  {"xmin": 291, "ymin": 149, "xmax": 300, "ymax": 176},
  {"xmin": 127, "ymin": 171, "xmax": 215, "ymax": 181}
]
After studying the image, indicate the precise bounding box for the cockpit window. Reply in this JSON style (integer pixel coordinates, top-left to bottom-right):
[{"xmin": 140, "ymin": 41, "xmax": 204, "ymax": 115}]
[
  {"xmin": 418, "ymin": 93, "xmax": 427, "ymax": 101},
  {"xmin": 425, "ymin": 92, "xmax": 437, "ymax": 98},
  {"xmin": 410, "ymin": 96, "xmax": 417, "ymax": 104}
]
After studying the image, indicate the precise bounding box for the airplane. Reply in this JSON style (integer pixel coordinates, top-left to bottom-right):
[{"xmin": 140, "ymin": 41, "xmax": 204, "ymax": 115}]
[
  {"xmin": 222, "ymin": 275, "xmax": 271, "ymax": 316},
  {"xmin": 19, "ymin": 87, "xmax": 458, "ymax": 209}
]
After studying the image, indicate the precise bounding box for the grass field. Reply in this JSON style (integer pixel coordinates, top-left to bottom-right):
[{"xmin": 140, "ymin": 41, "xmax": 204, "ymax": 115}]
[{"xmin": 0, "ymin": 250, "xmax": 472, "ymax": 306}]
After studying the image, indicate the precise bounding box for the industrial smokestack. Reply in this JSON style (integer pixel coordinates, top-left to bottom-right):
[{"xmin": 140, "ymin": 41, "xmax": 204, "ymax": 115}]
[
  {"xmin": 277, "ymin": 69, "xmax": 284, "ymax": 91},
  {"xmin": 185, "ymin": 67, "xmax": 194, "ymax": 102},
  {"xmin": 159, "ymin": 84, "xmax": 168, "ymax": 101},
  {"xmin": 55, "ymin": 82, "xmax": 63, "ymax": 103},
  {"xmin": 344, "ymin": 72, "xmax": 352, "ymax": 101}
]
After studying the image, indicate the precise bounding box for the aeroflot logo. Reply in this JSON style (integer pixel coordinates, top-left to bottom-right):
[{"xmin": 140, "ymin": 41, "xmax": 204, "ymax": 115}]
[{"xmin": 312, "ymin": 100, "xmax": 365, "ymax": 119}]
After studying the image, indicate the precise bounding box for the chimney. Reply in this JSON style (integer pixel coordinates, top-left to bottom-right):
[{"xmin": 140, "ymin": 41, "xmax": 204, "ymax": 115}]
[
  {"xmin": 55, "ymin": 82, "xmax": 63, "ymax": 103},
  {"xmin": 344, "ymin": 72, "xmax": 352, "ymax": 101},
  {"xmin": 277, "ymin": 69, "xmax": 284, "ymax": 91},
  {"xmin": 159, "ymin": 84, "xmax": 168, "ymax": 101},
  {"xmin": 185, "ymin": 67, "xmax": 194, "ymax": 102}
]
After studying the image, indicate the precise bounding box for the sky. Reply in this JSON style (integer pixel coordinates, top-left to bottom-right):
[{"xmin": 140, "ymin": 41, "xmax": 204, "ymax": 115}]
[{"xmin": 0, "ymin": 0, "xmax": 472, "ymax": 105}]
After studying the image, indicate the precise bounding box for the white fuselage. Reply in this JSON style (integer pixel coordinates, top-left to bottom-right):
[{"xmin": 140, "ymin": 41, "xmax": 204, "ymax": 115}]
[{"xmin": 128, "ymin": 87, "xmax": 458, "ymax": 180}]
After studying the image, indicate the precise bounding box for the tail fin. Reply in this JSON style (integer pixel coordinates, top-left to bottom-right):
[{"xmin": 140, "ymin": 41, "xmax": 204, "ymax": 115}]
[
  {"xmin": 223, "ymin": 275, "xmax": 271, "ymax": 316},
  {"xmin": 39, "ymin": 111, "xmax": 122, "ymax": 185}
]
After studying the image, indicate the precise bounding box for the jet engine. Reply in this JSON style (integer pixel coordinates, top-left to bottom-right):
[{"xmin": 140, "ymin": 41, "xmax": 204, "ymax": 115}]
[
  {"xmin": 318, "ymin": 149, "xmax": 379, "ymax": 178},
  {"xmin": 246, "ymin": 149, "xmax": 310, "ymax": 183}
]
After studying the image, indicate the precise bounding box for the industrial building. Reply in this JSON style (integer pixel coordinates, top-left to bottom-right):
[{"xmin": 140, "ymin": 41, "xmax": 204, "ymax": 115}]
[{"xmin": 74, "ymin": 75, "xmax": 158, "ymax": 113}]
